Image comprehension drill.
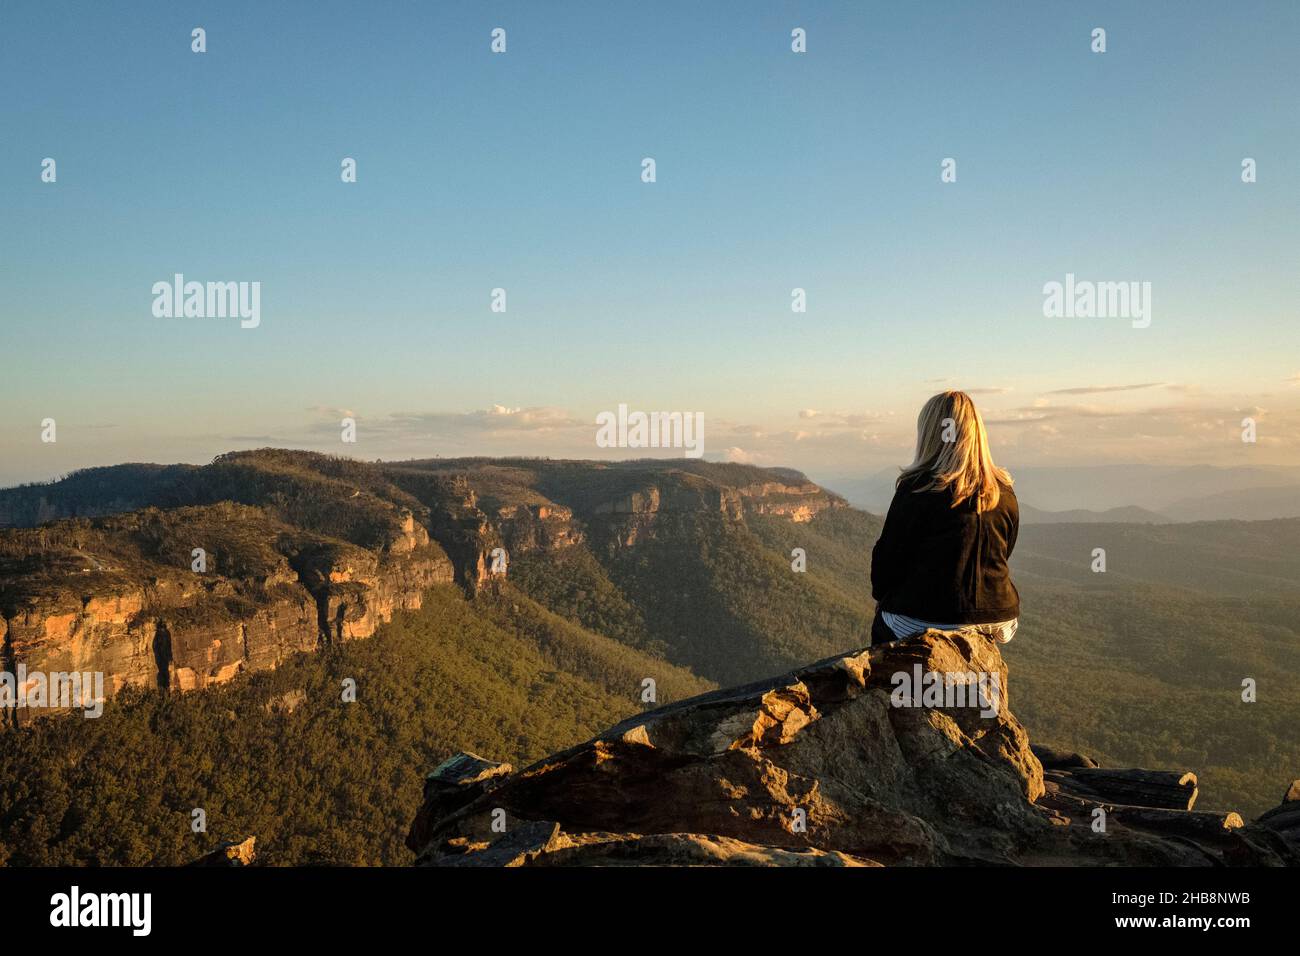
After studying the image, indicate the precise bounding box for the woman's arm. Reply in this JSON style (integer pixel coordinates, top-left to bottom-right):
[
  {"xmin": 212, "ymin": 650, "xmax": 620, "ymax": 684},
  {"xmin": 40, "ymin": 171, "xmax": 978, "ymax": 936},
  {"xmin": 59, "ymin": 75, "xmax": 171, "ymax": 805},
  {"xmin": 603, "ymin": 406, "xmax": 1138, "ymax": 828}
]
[
  {"xmin": 1003, "ymin": 487, "xmax": 1020, "ymax": 557},
  {"xmin": 870, "ymin": 487, "xmax": 911, "ymax": 602}
]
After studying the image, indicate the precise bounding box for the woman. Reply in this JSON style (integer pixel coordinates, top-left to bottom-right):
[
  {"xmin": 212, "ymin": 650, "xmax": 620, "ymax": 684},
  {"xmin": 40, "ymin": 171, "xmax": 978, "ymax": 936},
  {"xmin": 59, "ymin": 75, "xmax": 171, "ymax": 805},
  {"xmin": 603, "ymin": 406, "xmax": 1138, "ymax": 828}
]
[{"xmin": 870, "ymin": 391, "xmax": 1020, "ymax": 646}]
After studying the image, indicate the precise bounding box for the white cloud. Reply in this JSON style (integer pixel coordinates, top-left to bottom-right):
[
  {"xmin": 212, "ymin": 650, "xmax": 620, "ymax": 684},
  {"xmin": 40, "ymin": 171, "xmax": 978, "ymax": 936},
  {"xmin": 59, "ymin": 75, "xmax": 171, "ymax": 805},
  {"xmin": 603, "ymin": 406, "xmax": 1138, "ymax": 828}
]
[
  {"xmin": 1045, "ymin": 383, "xmax": 1164, "ymax": 396},
  {"xmin": 722, "ymin": 446, "xmax": 758, "ymax": 464}
]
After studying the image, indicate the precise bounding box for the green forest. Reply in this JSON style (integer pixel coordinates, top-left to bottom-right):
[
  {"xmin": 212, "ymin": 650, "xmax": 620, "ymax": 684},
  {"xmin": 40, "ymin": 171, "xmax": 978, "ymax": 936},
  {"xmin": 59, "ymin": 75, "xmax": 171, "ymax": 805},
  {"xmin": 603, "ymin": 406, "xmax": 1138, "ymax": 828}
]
[{"xmin": 0, "ymin": 585, "xmax": 710, "ymax": 866}]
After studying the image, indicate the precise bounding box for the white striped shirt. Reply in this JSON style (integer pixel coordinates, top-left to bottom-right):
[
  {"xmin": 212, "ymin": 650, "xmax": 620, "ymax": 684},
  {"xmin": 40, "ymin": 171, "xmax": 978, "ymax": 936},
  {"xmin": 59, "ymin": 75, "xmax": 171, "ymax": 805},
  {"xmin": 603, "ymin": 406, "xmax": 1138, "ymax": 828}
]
[{"xmin": 882, "ymin": 611, "xmax": 1018, "ymax": 644}]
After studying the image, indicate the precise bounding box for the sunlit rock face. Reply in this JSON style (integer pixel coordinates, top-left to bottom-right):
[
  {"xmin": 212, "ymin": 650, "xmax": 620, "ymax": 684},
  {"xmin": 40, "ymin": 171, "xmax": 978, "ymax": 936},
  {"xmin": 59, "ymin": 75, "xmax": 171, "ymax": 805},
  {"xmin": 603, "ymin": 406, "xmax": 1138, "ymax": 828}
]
[{"xmin": 0, "ymin": 498, "xmax": 455, "ymax": 716}]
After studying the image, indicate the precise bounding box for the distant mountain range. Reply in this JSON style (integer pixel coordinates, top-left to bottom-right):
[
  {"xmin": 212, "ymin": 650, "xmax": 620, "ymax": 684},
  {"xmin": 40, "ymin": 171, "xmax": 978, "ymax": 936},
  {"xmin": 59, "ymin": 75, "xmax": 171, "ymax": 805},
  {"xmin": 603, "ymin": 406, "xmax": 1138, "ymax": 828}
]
[
  {"xmin": 1018, "ymin": 503, "xmax": 1171, "ymax": 524},
  {"xmin": 818, "ymin": 464, "xmax": 1300, "ymax": 523}
]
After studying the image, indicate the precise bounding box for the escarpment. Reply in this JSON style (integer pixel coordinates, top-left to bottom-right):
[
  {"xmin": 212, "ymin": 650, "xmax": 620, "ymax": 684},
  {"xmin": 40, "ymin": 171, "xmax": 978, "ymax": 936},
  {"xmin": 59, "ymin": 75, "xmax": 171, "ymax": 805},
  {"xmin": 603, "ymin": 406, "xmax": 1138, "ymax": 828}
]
[
  {"xmin": 1, "ymin": 452, "xmax": 839, "ymax": 717},
  {"xmin": 407, "ymin": 631, "xmax": 1300, "ymax": 867},
  {"xmin": 0, "ymin": 501, "xmax": 455, "ymax": 715},
  {"xmin": 557, "ymin": 469, "xmax": 843, "ymax": 551}
]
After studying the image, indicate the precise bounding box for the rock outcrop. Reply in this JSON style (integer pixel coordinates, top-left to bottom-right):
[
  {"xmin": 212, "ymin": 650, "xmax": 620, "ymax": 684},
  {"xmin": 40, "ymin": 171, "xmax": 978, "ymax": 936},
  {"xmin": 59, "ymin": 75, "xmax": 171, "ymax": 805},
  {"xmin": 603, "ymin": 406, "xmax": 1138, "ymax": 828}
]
[
  {"xmin": 407, "ymin": 631, "xmax": 1300, "ymax": 867},
  {"xmin": 1242, "ymin": 780, "xmax": 1300, "ymax": 852},
  {"xmin": 188, "ymin": 836, "xmax": 257, "ymax": 867}
]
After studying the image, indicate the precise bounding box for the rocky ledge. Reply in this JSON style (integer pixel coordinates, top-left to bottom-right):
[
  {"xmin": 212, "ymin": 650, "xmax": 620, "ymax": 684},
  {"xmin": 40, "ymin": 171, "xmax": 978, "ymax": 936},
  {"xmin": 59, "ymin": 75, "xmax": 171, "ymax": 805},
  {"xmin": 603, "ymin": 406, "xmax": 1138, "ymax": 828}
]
[{"xmin": 407, "ymin": 631, "xmax": 1300, "ymax": 867}]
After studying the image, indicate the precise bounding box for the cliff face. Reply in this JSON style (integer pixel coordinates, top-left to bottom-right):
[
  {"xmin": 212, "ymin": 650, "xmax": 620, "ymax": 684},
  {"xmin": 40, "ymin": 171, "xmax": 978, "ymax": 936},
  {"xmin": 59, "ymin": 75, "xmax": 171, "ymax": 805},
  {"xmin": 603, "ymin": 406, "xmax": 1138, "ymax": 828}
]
[
  {"xmin": 1, "ymin": 452, "xmax": 837, "ymax": 717},
  {"xmin": 406, "ymin": 631, "xmax": 1300, "ymax": 867},
  {"xmin": 0, "ymin": 506, "xmax": 456, "ymax": 717},
  {"xmin": 381, "ymin": 459, "xmax": 843, "ymax": 580},
  {"xmin": 582, "ymin": 474, "xmax": 844, "ymax": 550}
]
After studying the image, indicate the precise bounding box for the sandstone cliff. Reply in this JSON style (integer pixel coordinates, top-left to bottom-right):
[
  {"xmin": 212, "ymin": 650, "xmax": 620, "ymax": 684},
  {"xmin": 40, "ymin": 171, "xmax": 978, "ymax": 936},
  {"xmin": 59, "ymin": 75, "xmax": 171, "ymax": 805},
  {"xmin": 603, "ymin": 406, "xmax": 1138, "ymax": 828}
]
[
  {"xmin": 385, "ymin": 458, "xmax": 845, "ymax": 565},
  {"xmin": 0, "ymin": 500, "xmax": 454, "ymax": 718},
  {"xmin": 1, "ymin": 452, "xmax": 840, "ymax": 718},
  {"xmin": 406, "ymin": 630, "xmax": 1300, "ymax": 867}
]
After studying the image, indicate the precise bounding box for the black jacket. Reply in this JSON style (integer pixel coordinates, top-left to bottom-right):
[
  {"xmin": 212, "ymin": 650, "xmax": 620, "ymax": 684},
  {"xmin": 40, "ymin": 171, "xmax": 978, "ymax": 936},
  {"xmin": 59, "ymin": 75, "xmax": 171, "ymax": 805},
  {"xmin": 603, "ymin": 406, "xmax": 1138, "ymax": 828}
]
[{"xmin": 870, "ymin": 474, "xmax": 1020, "ymax": 623}]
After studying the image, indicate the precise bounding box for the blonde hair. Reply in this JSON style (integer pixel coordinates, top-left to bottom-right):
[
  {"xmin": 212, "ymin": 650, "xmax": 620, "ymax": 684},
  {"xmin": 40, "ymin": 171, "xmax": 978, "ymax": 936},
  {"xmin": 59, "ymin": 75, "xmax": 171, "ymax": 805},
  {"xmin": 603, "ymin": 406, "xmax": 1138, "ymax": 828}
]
[{"xmin": 898, "ymin": 391, "xmax": 1012, "ymax": 512}]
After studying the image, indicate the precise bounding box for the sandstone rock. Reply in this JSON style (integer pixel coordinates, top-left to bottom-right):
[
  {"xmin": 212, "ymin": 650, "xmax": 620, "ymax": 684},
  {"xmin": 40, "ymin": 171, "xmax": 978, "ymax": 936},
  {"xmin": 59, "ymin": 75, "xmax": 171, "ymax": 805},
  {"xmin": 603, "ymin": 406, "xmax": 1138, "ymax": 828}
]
[
  {"xmin": 189, "ymin": 836, "xmax": 256, "ymax": 867},
  {"xmin": 543, "ymin": 832, "xmax": 877, "ymax": 866},
  {"xmin": 427, "ymin": 819, "xmax": 878, "ymax": 867},
  {"xmin": 406, "ymin": 753, "xmax": 514, "ymax": 856},
  {"xmin": 1048, "ymin": 767, "xmax": 1198, "ymax": 811},
  {"xmin": 1, "ymin": 513, "xmax": 454, "ymax": 714},
  {"xmin": 1256, "ymin": 783, "xmax": 1300, "ymax": 850},
  {"xmin": 408, "ymin": 632, "xmax": 1300, "ymax": 868},
  {"xmin": 1032, "ymin": 744, "xmax": 1099, "ymax": 770},
  {"xmin": 410, "ymin": 632, "xmax": 1054, "ymax": 866},
  {"xmin": 264, "ymin": 688, "xmax": 307, "ymax": 715}
]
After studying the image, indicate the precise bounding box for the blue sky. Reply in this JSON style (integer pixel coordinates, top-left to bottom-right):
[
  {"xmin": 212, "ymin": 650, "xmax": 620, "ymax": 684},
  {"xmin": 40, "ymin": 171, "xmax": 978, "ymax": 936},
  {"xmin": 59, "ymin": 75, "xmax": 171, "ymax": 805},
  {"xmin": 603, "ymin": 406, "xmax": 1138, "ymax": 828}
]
[{"xmin": 2, "ymin": 0, "xmax": 1297, "ymax": 486}]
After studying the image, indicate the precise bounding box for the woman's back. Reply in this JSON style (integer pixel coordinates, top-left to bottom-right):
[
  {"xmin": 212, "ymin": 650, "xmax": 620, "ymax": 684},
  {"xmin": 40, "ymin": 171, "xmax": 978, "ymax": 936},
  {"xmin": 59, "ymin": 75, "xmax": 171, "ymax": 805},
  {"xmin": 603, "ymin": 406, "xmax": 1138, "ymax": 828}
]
[{"xmin": 870, "ymin": 473, "xmax": 1020, "ymax": 624}]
